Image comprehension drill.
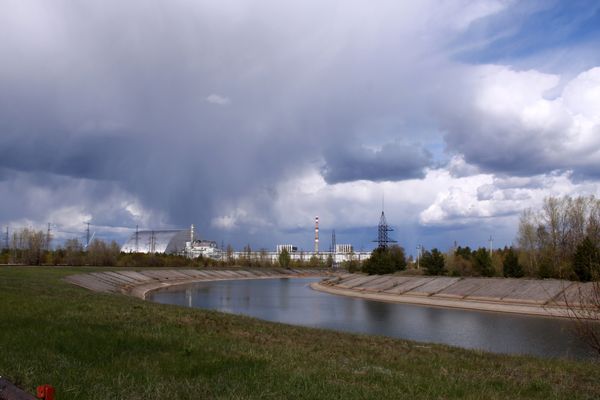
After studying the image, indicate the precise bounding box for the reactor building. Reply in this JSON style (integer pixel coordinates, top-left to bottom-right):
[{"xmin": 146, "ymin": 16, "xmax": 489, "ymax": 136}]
[{"xmin": 121, "ymin": 229, "xmax": 190, "ymax": 254}]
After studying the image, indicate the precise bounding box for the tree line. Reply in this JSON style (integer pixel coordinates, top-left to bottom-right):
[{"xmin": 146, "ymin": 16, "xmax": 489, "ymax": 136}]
[
  {"xmin": 0, "ymin": 229, "xmax": 336, "ymax": 269},
  {"xmin": 0, "ymin": 229, "xmax": 196, "ymax": 267},
  {"xmin": 357, "ymin": 195, "xmax": 600, "ymax": 282},
  {"xmin": 516, "ymin": 195, "xmax": 600, "ymax": 281}
]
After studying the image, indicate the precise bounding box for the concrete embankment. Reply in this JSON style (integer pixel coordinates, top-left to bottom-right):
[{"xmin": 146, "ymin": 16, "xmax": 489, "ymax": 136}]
[
  {"xmin": 65, "ymin": 268, "xmax": 327, "ymax": 299},
  {"xmin": 312, "ymin": 274, "xmax": 598, "ymax": 318}
]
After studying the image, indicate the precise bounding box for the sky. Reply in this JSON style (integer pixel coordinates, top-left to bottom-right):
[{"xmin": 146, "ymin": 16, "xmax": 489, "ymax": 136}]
[{"xmin": 1, "ymin": 0, "xmax": 600, "ymax": 255}]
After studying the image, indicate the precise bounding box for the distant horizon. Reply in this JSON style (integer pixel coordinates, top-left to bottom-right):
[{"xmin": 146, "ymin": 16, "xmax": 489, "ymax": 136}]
[{"xmin": 3, "ymin": 213, "xmax": 515, "ymax": 258}]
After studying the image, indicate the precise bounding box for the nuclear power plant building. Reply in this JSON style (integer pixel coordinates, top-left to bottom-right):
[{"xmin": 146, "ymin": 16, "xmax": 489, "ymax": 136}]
[{"xmin": 121, "ymin": 229, "xmax": 190, "ymax": 254}]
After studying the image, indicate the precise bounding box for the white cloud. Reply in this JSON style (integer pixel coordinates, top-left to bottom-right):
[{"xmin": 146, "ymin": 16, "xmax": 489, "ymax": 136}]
[
  {"xmin": 442, "ymin": 65, "xmax": 600, "ymax": 175},
  {"xmin": 211, "ymin": 214, "xmax": 238, "ymax": 230},
  {"xmin": 219, "ymin": 164, "xmax": 600, "ymax": 233},
  {"xmin": 420, "ymin": 171, "xmax": 600, "ymax": 227},
  {"xmin": 211, "ymin": 206, "xmax": 272, "ymax": 233},
  {"xmin": 205, "ymin": 94, "xmax": 231, "ymax": 105},
  {"xmin": 0, "ymin": 170, "xmax": 168, "ymax": 243},
  {"xmin": 447, "ymin": 155, "xmax": 481, "ymax": 178}
]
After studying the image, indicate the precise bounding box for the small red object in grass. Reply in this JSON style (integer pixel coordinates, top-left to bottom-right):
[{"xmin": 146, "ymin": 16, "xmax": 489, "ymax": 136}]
[{"xmin": 36, "ymin": 384, "xmax": 55, "ymax": 400}]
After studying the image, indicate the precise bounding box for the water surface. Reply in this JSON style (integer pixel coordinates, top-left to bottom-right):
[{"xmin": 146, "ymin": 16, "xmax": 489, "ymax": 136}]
[{"xmin": 147, "ymin": 277, "xmax": 594, "ymax": 359}]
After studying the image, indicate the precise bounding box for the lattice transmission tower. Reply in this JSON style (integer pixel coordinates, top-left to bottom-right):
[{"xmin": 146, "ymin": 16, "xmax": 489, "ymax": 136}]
[{"xmin": 373, "ymin": 211, "xmax": 396, "ymax": 249}]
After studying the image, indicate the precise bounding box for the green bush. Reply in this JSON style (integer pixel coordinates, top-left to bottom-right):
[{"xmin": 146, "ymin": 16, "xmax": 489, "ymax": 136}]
[
  {"xmin": 362, "ymin": 245, "xmax": 406, "ymax": 275},
  {"xmin": 421, "ymin": 248, "xmax": 445, "ymax": 275},
  {"xmin": 573, "ymin": 236, "xmax": 600, "ymax": 282},
  {"xmin": 503, "ymin": 247, "xmax": 524, "ymax": 278}
]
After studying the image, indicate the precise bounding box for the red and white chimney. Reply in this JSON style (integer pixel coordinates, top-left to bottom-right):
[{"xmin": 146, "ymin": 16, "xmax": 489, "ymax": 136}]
[{"xmin": 314, "ymin": 216, "xmax": 319, "ymax": 254}]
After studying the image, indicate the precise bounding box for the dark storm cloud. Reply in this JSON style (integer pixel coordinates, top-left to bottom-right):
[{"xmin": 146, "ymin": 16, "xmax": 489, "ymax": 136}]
[
  {"xmin": 0, "ymin": 132, "xmax": 134, "ymax": 180},
  {"xmin": 4, "ymin": 0, "xmax": 598, "ymax": 250},
  {"xmin": 321, "ymin": 142, "xmax": 432, "ymax": 184},
  {"xmin": 1, "ymin": 0, "xmax": 457, "ymax": 242},
  {"xmin": 0, "ymin": 0, "xmax": 329, "ymax": 235}
]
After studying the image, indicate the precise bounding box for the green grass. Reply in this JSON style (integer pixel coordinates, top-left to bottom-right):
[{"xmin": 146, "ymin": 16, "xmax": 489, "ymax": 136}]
[{"xmin": 1, "ymin": 266, "xmax": 599, "ymax": 399}]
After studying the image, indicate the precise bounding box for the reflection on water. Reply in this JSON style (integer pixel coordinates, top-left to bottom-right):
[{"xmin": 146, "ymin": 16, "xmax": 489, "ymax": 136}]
[{"xmin": 147, "ymin": 277, "xmax": 594, "ymax": 359}]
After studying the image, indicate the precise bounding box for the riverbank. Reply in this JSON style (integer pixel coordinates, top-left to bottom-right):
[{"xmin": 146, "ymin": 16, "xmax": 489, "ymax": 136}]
[
  {"xmin": 1, "ymin": 266, "xmax": 599, "ymax": 399},
  {"xmin": 313, "ymin": 274, "xmax": 597, "ymax": 319},
  {"xmin": 65, "ymin": 267, "xmax": 328, "ymax": 299}
]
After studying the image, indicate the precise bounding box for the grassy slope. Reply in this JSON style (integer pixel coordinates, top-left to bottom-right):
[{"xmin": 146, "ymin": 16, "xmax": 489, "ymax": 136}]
[{"xmin": 0, "ymin": 266, "xmax": 599, "ymax": 400}]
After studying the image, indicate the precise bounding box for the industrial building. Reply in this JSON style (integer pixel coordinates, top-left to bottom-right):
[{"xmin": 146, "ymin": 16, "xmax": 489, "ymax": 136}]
[
  {"xmin": 122, "ymin": 218, "xmax": 370, "ymax": 264},
  {"xmin": 276, "ymin": 244, "xmax": 298, "ymax": 253},
  {"xmin": 186, "ymin": 240, "xmax": 222, "ymax": 259},
  {"xmin": 121, "ymin": 229, "xmax": 190, "ymax": 254}
]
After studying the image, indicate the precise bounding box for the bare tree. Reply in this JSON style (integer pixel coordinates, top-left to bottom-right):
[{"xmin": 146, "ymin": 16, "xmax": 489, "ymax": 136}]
[
  {"xmin": 563, "ymin": 281, "xmax": 600, "ymax": 356},
  {"xmin": 517, "ymin": 195, "xmax": 600, "ymax": 278}
]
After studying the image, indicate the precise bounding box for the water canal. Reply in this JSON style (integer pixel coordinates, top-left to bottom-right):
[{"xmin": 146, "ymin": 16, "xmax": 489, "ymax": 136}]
[{"xmin": 147, "ymin": 277, "xmax": 594, "ymax": 359}]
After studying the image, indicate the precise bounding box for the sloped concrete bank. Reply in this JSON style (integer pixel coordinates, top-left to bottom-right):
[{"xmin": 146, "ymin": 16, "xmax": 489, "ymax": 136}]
[
  {"xmin": 312, "ymin": 274, "xmax": 598, "ymax": 318},
  {"xmin": 65, "ymin": 268, "xmax": 328, "ymax": 299}
]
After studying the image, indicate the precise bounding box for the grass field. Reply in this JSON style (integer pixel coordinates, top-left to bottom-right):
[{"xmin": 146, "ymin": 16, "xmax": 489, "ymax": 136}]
[{"xmin": 1, "ymin": 266, "xmax": 599, "ymax": 399}]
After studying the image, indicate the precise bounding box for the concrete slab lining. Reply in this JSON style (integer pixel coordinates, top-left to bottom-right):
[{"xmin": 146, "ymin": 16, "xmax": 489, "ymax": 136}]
[
  {"xmin": 165, "ymin": 270, "xmax": 195, "ymax": 279},
  {"xmin": 344, "ymin": 275, "xmax": 383, "ymax": 289},
  {"xmin": 104, "ymin": 271, "xmax": 139, "ymax": 284},
  {"xmin": 359, "ymin": 276, "xmax": 393, "ymax": 290},
  {"xmin": 435, "ymin": 278, "xmax": 489, "ymax": 299},
  {"xmin": 384, "ymin": 277, "xmax": 433, "ymax": 295},
  {"xmin": 318, "ymin": 274, "xmax": 600, "ymax": 319},
  {"xmin": 65, "ymin": 274, "xmax": 116, "ymax": 292},
  {"xmin": 246, "ymin": 270, "xmax": 269, "ymax": 276},
  {"xmin": 368, "ymin": 276, "xmax": 411, "ymax": 292},
  {"xmin": 311, "ymin": 282, "xmax": 578, "ymax": 319},
  {"xmin": 117, "ymin": 271, "xmax": 155, "ymax": 282},
  {"xmin": 209, "ymin": 270, "xmax": 238, "ymax": 279},
  {"xmin": 500, "ymin": 279, "xmax": 569, "ymax": 305},
  {"xmin": 137, "ymin": 270, "xmax": 170, "ymax": 280},
  {"xmin": 89, "ymin": 272, "xmax": 130, "ymax": 287},
  {"xmin": 193, "ymin": 270, "xmax": 218, "ymax": 277},
  {"xmin": 552, "ymin": 282, "xmax": 595, "ymax": 307},
  {"xmin": 235, "ymin": 270, "xmax": 257, "ymax": 278},
  {"xmin": 339, "ymin": 275, "xmax": 367, "ymax": 288},
  {"xmin": 335, "ymin": 277, "xmax": 361, "ymax": 286},
  {"xmin": 464, "ymin": 279, "xmax": 525, "ymax": 301},
  {"xmin": 406, "ymin": 277, "xmax": 461, "ymax": 296},
  {"xmin": 176, "ymin": 270, "xmax": 205, "ymax": 278}
]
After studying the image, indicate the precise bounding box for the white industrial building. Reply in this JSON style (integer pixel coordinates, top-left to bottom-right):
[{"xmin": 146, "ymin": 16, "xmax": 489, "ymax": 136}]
[
  {"xmin": 121, "ymin": 229, "xmax": 190, "ymax": 254},
  {"xmin": 186, "ymin": 240, "xmax": 222, "ymax": 260},
  {"xmin": 227, "ymin": 243, "xmax": 369, "ymax": 264},
  {"xmin": 121, "ymin": 223, "xmax": 369, "ymax": 264}
]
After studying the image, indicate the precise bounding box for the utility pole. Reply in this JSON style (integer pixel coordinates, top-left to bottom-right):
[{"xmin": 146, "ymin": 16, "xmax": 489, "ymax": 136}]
[
  {"xmin": 46, "ymin": 223, "xmax": 52, "ymax": 250},
  {"xmin": 489, "ymin": 235, "xmax": 493, "ymax": 256},
  {"xmin": 135, "ymin": 225, "xmax": 139, "ymax": 252},
  {"xmin": 4, "ymin": 226, "xmax": 8, "ymax": 250},
  {"xmin": 314, "ymin": 216, "xmax": 319, "ymax": 255},
  {"xmin": 331, "ymin": 229, "xmax": 337, "ymax": 269},
  {"xmin": 416, "ymin": 244, "xmax": 421, "ymax": 269}
]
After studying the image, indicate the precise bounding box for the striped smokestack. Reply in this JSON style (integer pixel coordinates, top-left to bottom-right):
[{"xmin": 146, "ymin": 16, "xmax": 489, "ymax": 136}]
[{"xmin": 314, "ymin": 216, "xmax": 319, "ymax": 254}]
